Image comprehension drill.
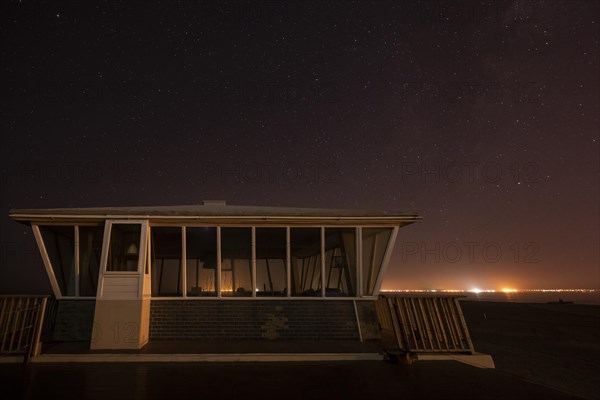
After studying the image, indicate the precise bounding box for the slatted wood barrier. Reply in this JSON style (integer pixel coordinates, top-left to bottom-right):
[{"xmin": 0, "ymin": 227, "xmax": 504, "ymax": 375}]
[
  {"xmin": 0, "ymin": 296, "xmax": 48, "ymax": 363},
  {"xmin": 40, "ymin": 296, "xmax": 58, "ymax": 340},
  {"xmin": 376, "ymin": 294, "xmax": 474, "ymax": 354}
]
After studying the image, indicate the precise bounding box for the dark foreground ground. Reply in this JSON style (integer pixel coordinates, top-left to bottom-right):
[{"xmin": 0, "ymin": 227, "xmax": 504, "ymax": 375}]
[
  {"xmin": 0, "ymin": 301, "xmax": 598, "ymax": 400},
  {"xmin": 0, "ymin": 360, "xmax": 584, "ymax": 400},
  {"xmin": 461, "ymin": 301, "xmax": 600, "ymax": 400}
]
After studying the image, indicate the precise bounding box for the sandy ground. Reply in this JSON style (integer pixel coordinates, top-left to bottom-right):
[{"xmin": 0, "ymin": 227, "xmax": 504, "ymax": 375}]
[
  {"xmin": 461, "ymin": 301, "xmax": 600, "ymax": 400},
  {"xmin": 1, "ymin": 360, "xmax": 583, "ymax": 400}
]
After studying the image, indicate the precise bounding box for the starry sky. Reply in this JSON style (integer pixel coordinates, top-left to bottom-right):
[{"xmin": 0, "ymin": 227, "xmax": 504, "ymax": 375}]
[{"xmin": 0, "ymin": 1, "xmax": 598, "ymax": 293}]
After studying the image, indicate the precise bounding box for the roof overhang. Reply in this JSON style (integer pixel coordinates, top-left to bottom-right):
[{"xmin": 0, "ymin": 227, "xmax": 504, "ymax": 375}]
[{"xmin": 9, "ymin": 203, "xmax": 421, "ymax": 227}]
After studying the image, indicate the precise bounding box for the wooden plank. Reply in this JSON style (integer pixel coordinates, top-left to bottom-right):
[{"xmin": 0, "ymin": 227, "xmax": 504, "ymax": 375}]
[
  {"xmin": 320, "ymin": 227, "xmax": 325, "ymax": 297},
  {"xmin": 401, "ymin": 297, "xmax": 418, "ymax": 350},
  {"xmin": 181, "ymin": 226, "xmax": 186, "ymax": 298},
  {"xmin": 417, "ymin": 298, "xmax": 434, "ymax": 350},
  {"xmin": 74, "ymin": 226, "xmax": 80, "ymax": 297},
  {"xmin": 286, "ymin": 227, "xmax": 291, "ymax": 297},
  {"xmin": 439, "ymin": 298, "xmax": 459, "ymax": 349},
  {"xmin": 23, "ymin": 299, "xmax": 36, "ymax": 363},
  {"xmin": 0, "ymin": 298, "xmax": 8, "ymax": 350},
  {"xmin": 356, "ymin": 227, "xmax": 362, "ymax": 296},
  {"xmin": 374, "ymin": 295, "xmax": 475, "ymax": 354},
  {"xmin": 446, "ymin": 298, "xmax": 464, "ymax": 350},
  {"xmin": 366, "ymin": 234, "xmax": 377, "ymax": 294},
  {"xmin": 387, "ymin": 298, "xmax": 404, "ymax": 351},
  {"xmin": 395, "ymin": 298, "xmax": 413, "ymax": 351},
  {"xmin": 103, "ymin": 286, "xmax": 139, "ymax": 293},
  {"xmin": 424, "ymin": 298, "xmax": 440, "ymax": 349},
  {"xmin": 453, "ymin": 298, "xmax": 475, "ymax": 353},
  {"xmin": 15, "ymin": 298, "xmax": 31, "ymax": 352},
  {"xmin": 8, "ymin": 298, "xmax": 22, "ymax": 352},
  {"xmin": 103, "ymin": 277, "xmax": 139, "ymax": 285},
  {"xmin": 409, "ymin": 298, "xmax": 425, "ymax": 351},
  {"xmin": 375, "ymin": 298, "xmax": 390, "ymax": 330},
  {"xmin": 217, "ymin": 226, "xmax": 222, "ymax": 298},
  {"xmin": 32, "ymin": 298, "xmax": 47, "ymax": 357},
  {"xmin": 432, "ymin": 297, "xmax": 450, "ymax": 351},
  {"xmin": 424, "ymin": 298, "xmax": 441, "ymax": 350},
  {"xmin": 0, "ymin": 297, "xmax": 50, "ymax": 358}
]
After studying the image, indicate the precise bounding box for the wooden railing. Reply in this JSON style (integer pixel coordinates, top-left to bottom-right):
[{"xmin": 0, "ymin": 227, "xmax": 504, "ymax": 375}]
[
  {"xmin": 0, "ymin": 295, "xmax": 49, "ymax": 363},
  {"xmin": 376, "ymin": 294, "xmax": 474, "ymax": 354}
]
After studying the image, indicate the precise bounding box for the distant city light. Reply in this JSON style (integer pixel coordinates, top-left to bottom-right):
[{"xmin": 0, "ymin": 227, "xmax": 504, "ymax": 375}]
[{"xmin": 382, "ymin": 289, "xmax": 597, "ymax": 293}]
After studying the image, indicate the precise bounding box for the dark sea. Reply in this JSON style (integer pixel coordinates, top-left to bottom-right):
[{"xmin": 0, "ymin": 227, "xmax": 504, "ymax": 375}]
[
  {"xmin": 385, "ymin": 291, "xmax": 600, "ymax": 305},
  {"xmin": 458, "ymin": 291, "xmax": 600, "ymax": 305}
]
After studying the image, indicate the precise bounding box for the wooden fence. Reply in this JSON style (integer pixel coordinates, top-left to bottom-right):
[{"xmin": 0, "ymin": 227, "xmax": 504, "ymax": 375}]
[
  {"xmin": 376, "ymin": 294, "xmax": 474, "ymax": 354},
  {"xmin": 0, "ymin": 296, "xmax": 49, "ymax": 363}
]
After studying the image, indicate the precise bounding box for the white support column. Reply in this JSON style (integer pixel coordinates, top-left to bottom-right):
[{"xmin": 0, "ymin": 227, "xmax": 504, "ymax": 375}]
[
  {"xmin": 137, "ymin": 222, "xmax": 149, "ymax": 300},
  {"xmin": 146, "ymin": 225, "xmax": 151, "ymax": 276},
  {"xmin": 357, "ymin": 227, "xmax": 362, "ymax": 298},
  {"xmin": 74, "ymin": 226, "xmax": 80, "ymax": 297},
  {"xmin": 138, "ymin": 221, "xmax": 149, "ymax": 276},
  {"xmin": 372, "ymin": 227, "xmax": 399, "ymax": 296},
  {"xmin": 96, "ymin": 221, "xmax": 112, "ymax": 298},
  {"xmin": 217, "ymin": 226, "xmax": 222, "ymax": 298},
  {"xmin": 92, "ymin": 220, "xmax": 150, "ymax": 350},
  {"xmin": 32, "ymin": 224, "xmax": 62, "ymax": 299},
  {"xmin": 286, "ymin": 227, "xmax": 291, "ymax": 297},
  {"xmin": 367, "ymin": 234, "xmax": 378, "ymax": 294},
  {"xmin": 251, "ymin": 227, "xmax": 256, "ymax": 298},
  {"xmin": 182, "ymin": 226, "xmax": 187, "ymax": 298},
  {"xmin": 321, "ymin": 227, "xmax": 325, "ymax": 297}
]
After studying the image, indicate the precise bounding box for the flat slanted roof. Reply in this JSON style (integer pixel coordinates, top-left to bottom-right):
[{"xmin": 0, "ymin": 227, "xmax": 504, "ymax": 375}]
[{"xmin": 9, "ymin": 202, "xmax": 421, "ymax": 226}]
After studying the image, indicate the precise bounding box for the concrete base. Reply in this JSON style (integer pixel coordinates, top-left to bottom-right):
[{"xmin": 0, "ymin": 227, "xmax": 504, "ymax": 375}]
[
  {"xmin": 0, "ymin": 356, "xmax": 24, "ymax": 363},
  {"xmin": 91, "ymin": 299, "xmax": 150, "ymax": 350},
  {"xmin": 417, "ymin": 353, "xmax": 495, "ymax": 369},
  {"xmin": 30, "ymin": 353, "xmax": 384, "ymax": 363}
]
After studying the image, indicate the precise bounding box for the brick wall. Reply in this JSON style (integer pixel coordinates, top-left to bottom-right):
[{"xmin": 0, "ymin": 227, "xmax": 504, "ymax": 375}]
[
  {"xmin": 45, "ymin": 299, "xmax": 96, "ymax": 341},
  {"xmin": 355, "ymin": 300, "xmax": 381, "ymax": 340},
  {"xmin": 150, "ymin": 300, "xmax": 369, "ymax": 340}
]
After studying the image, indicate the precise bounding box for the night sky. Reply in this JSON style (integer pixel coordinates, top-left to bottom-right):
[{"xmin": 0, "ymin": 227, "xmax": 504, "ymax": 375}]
[{"xmin": 1, "ymin": 1, "xmax": 598, "ymax": 293}]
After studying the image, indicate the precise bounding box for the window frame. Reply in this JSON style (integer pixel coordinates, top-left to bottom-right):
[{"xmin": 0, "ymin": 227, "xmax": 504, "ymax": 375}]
[
  {"xmin": 101, "ymin": 220, "xmax": 149, "ymax": 275},
  {"xmin": 31, "ymin": 220, "xmax": 397, "ymax": 300},
  {"xmin": 32, "ymin": 222, "xmax": 104, "ymax": 300}
]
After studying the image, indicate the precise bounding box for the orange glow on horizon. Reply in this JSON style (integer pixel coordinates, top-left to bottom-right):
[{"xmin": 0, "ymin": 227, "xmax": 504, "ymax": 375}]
[{"xmin": 382, "ymin": 288, "xmax": 597, "ymax": 293}]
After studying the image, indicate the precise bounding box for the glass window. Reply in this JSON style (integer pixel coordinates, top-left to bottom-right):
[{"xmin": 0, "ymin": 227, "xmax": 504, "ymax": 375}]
[
  {"xmin": 39, "ymin": 225, "xmax": 75, "ymax": 296},
  {"xmin": 79, "ymin": 225, "xmax": 104, "ymax": 296},
  {"xmin": 361, "ymin": 228, "xmax": 393, "ymax": 296},
  {"xmin": 290, "ymin": 228, "xmax": 322, "ymax": 297},
  {"xmin": 186, "ymin": 227, "xmax": 217, "ymax": 297},
  {"xmin": 256, "ymin": 228, "xmax": 287, "ymax": 297},
  {"xmin": 151, "ymin": 227, "xmax": 183, "ymax": 297},
  {"xmin": 220, "ymin": 228, "xmax": 252, "ymax": 297},
  {"xmin": 324, "ymin": 228, "xmax": 356, "ymax": 297},
  {"xmin": 106, "ymin": 224, "xmax": 141, "ymax": 272}
]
